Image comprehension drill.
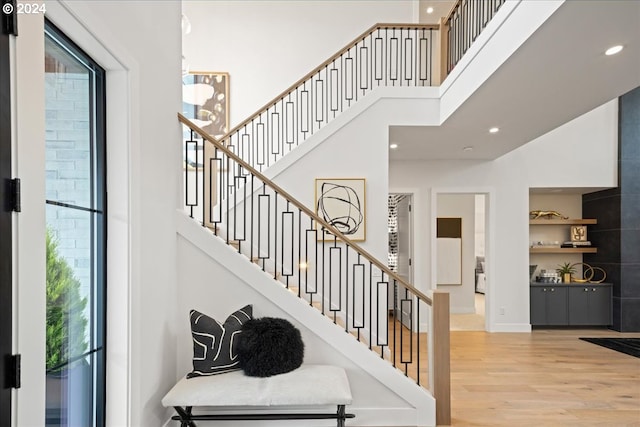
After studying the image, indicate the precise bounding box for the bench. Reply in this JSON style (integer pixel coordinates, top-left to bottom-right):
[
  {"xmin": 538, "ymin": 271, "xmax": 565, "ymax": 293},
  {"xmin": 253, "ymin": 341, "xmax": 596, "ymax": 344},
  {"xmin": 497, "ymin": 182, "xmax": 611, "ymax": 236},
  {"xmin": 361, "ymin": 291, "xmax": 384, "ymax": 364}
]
[{"xmin": 162, "ymin": 364, "xmax": 355, "ymax": 426}]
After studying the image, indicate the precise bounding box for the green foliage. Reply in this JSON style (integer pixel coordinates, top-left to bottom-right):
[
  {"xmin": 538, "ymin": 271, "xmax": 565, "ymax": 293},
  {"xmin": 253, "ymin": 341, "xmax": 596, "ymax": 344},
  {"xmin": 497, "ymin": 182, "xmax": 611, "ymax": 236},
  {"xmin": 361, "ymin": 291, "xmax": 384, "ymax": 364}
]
[
  {"xmin": 556, "ymin": 262, "xmax": 576, "ymax": 275},
  {"xmin": 46, "ymin": 228, "xmax": 88, "ymax": 373}
]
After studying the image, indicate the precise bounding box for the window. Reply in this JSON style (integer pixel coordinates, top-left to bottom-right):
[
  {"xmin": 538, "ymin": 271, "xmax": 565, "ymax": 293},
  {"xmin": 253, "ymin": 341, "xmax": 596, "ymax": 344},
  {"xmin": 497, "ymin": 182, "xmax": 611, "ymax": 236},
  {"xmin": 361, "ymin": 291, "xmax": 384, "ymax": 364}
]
[{"xmin": 44, "ymin": 20, "xmax": 106, "ymax": 427}]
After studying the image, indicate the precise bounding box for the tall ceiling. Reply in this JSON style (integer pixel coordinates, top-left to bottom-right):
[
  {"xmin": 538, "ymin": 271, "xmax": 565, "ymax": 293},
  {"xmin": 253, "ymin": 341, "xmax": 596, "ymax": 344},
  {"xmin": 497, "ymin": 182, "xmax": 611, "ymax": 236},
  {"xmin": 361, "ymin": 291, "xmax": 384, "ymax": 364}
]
[
  {"xmin": 418, "ymin": 0, "xmax": 456, "ymax": 25},
  {"xmin": 390, "ymin": 0, "xmax": 640, "ymax": 161}
]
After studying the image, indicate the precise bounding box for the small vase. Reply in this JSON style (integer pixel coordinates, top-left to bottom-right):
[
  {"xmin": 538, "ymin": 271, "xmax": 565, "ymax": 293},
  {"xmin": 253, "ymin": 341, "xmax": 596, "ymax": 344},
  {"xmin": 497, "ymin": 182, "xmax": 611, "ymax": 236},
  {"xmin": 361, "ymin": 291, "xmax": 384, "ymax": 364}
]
[{"xmin": 563, "ymin": 273, "xmax": 571, "ymax": 283}]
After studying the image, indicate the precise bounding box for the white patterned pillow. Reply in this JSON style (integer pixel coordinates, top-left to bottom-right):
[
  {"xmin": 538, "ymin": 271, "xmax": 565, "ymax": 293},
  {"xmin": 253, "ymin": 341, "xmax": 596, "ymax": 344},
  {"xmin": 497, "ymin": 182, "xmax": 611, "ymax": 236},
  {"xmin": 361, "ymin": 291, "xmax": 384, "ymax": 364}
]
[{"xmin": 187, "ymin": 305, "xmax": 253, "ymax": 378}]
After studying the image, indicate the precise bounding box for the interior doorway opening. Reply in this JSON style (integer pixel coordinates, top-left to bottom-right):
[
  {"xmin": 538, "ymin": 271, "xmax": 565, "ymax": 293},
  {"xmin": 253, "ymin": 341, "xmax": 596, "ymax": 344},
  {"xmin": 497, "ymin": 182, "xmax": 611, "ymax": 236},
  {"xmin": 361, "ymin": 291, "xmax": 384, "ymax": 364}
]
[
  {"xmin": 433, "ymin": 191, "xmax": 490, "ymax": 331},
  {"xmin": 388, "ymin": 193, "xmax": 414, "ymax": 326}
]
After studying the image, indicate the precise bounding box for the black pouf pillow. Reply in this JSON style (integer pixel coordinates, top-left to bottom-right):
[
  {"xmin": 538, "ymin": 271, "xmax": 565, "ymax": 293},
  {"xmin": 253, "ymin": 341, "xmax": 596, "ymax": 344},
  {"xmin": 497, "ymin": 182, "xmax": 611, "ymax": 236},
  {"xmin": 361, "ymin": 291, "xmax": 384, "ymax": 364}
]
[{"xmin": 237, "ymin": 317, "xmax": 304, "ymax": 377}]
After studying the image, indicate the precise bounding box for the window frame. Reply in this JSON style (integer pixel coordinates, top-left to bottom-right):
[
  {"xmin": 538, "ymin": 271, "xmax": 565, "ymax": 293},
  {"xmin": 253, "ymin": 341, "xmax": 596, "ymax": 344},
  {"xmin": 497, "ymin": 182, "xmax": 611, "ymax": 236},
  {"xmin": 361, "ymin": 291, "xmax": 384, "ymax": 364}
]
[{"xmin": 44, "ymin": 19, "xmax": 107, "ymax": 427}]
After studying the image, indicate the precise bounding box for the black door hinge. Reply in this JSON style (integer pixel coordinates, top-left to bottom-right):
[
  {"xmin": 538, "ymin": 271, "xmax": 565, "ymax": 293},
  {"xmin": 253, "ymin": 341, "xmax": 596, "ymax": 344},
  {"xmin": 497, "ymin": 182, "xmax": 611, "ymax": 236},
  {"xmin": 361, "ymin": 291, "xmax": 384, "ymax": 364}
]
[
  {"xmin": 409, "ymin": 258, "xmax": 412, "ymax": 266},
  {"xmin": 7, "ymin": 354, "xmax": 20, "ymax": 389},
  {"xmin": 10, "ymin": 178, "xmax": 20, "ymax": 212},
  {"xmin": 1, "ymin": 0, "xmax": 18, "ymax": 36}
]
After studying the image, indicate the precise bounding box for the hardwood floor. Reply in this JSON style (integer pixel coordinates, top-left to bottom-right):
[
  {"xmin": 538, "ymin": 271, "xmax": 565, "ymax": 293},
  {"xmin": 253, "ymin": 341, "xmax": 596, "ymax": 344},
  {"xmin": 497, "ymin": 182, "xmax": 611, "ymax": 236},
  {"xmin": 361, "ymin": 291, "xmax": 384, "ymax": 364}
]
[
  {"xmin": 380, "ymin": 312, "xmax": 639, "ymax": 426},
  {"xmin": 448, "ymin": 329, "xmax": 640, "ymax": 426}
]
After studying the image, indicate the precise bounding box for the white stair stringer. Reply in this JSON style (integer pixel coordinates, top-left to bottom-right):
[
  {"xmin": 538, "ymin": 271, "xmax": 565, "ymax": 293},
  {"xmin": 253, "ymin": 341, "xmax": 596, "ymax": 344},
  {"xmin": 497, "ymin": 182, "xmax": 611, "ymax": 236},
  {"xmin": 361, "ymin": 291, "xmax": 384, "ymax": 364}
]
[{"xmin": 177, "ymin": 211, "xmax": 435, "ymax": 427}]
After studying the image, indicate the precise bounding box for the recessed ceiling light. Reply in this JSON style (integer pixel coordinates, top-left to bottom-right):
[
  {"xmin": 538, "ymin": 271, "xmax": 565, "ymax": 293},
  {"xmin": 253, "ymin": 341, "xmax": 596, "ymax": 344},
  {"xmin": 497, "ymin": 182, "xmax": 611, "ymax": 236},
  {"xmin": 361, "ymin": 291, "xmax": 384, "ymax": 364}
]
[
  {"xmin": 426, "ymin": 6, "xmax": 434, "ymax": 14},
  {"xmin": 550, "ymin": 189, "xmax": 563, "ymax": 193},
  {"xmin": 390, "ymin": 143, "xmax": 398, "ymax": 149},
  {"xmin": 605, "ymin": 45, "xmax": 623, "ymax": 56},
  {"xmin": 463, "ymin": 146, "xmax": 474, "ymax": 152},
  {"xmin": 489, "ymin": 127, "xmax": 500, "ymax": 133}
]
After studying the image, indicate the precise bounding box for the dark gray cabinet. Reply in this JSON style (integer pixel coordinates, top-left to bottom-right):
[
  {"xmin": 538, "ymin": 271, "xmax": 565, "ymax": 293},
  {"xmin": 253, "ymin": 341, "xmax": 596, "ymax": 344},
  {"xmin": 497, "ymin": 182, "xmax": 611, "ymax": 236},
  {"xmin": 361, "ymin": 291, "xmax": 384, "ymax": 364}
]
[
  {"xmin": 568, "ymin": 285, "xmax": 612, "ymax": 325},
  {"xmin": 530, "ymin": 283, "xmax": 612, "ymax": 326},
  {"xmin": 530, "ymin": 285, "xmax": 568, "ymax": 325}
]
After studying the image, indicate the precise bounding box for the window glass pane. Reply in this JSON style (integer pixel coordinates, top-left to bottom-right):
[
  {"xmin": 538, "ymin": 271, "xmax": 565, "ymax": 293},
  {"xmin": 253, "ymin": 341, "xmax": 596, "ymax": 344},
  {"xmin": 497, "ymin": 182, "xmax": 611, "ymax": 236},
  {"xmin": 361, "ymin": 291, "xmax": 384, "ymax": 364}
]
[
  {"xmin": 45, "ymin": 36, "xmax": 92, "ymax": 210},
  {"xmin": 45, "ymin": 204, "xmax": 96, "ymax": 426},
  {"xmin": 45, "ymin": 21, "xmax": 105, "ymax": 427}
]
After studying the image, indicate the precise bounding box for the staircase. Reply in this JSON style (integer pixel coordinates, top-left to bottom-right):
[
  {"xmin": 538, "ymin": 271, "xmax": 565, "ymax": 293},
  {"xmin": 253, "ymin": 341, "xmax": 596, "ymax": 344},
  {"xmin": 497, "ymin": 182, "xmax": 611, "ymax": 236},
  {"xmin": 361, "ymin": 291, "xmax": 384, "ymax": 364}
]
[
  {"xmin": 213, "ymin": 23, "xmax": 438, "ymax": 173},
  {"xmin": 179, "ymin": 5, "xmax": 507, "ymax": 425},
  {"xmin": 181, "ymin": 114, "xmax": 451, "ymax": 425}
]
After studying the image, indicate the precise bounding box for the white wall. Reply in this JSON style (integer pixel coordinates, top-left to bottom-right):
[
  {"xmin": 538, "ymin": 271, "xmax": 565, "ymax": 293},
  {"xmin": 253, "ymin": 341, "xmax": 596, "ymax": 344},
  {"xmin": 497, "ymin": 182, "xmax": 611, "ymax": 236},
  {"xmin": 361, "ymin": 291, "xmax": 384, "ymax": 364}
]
[
  {"xmin": 182, "ymin": 0, "xmax": 416, "ymax": 128},
  {"xmin": 175, "ymin": 216, "xmax": 436, "ymax": 426},
  {"xmin": 270, "ymin": 101, "xmax": 392, "ymax": 265},
  {"xmin": 390, "ymin": 100, "xmax": 618, "ymax": 332},
  {"xmin": 437, "ymin": 194, "xmax": 475, "ymax": 314},
  {"xmin": 475, "ymin": 195, "xmax": 485, "ymax": 257},
  {"xmin": 19, "ymin": 1, "xmax": 183, "ymax": 425}
]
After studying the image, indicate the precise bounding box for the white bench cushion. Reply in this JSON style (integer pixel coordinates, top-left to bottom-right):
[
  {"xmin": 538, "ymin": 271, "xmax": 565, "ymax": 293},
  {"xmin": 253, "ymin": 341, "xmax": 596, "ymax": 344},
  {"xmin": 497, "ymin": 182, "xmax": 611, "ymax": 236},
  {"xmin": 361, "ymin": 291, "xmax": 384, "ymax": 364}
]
[{"xmin": 162, "ymin": 365, "xmax": 352, "ymax": 408}]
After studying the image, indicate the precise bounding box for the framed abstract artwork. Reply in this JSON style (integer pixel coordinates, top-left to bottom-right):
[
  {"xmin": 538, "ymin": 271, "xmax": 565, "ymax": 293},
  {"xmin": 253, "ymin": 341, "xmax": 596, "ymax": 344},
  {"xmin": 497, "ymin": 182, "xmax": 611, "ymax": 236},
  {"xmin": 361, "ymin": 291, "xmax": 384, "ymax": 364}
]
[
  {"xmin": 315, "ymin": 178, "xmax": 366, "ymax": 241},
  {"xmin": 182, "ymin": 72, "xmax": 229, "ymax": 167},
  {"xmin": 436, "ymin": 217, "xmax": 462, "ymax": 286}
]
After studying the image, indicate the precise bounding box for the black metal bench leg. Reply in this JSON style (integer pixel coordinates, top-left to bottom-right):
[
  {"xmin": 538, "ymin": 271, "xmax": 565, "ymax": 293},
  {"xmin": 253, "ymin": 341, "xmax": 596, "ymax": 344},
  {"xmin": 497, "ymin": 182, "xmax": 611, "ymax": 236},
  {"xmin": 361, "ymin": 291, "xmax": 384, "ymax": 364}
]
[
  {"xmin": 337, "ymin": 405, "xmax": 346, "ymax": 427},
  {"xmin": 173, "ymin": 406, "xmax": 197, "ymax": 427}
]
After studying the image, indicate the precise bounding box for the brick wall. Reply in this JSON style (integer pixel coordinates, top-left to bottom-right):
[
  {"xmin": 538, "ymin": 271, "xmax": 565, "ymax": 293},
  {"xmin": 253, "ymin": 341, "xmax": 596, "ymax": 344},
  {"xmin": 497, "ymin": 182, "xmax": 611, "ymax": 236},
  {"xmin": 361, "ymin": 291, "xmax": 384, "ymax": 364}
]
[{"xmin": 45, "ymin": 72, "xmax": 92, "ymax": 300}]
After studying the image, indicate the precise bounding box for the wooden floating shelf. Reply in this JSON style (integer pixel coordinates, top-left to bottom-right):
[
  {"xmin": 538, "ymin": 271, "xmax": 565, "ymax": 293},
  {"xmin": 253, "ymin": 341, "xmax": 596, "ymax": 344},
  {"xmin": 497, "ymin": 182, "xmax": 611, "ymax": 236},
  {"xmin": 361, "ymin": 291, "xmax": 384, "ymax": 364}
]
[
  {"xmin": 530, "ymin": 247, "xmax": 598, "ymax": 254},
  {"xmin": 529, "ymin": 218, "xmax": 597, "ymax": 225}
]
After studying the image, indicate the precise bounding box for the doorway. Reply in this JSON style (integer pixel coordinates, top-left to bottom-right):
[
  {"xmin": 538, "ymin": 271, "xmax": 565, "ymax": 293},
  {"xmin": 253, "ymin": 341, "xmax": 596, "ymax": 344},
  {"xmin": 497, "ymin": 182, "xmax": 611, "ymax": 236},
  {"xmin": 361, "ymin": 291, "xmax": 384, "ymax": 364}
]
[
  {"xmin": 388, "ymin": 193, "xmax": 414, "ymax": 327},
  {"xmin": 433, "ymin": 191, "xmax": 490, "ymax": 331}
]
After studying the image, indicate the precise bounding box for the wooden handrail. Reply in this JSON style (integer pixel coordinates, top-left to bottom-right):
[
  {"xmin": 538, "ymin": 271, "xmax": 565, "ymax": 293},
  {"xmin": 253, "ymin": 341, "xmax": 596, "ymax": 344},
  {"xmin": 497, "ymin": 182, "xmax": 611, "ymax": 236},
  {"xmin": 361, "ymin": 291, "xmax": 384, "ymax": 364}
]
[
  {"xmin": 179, "ymin": 112, "xmax": 433, "ymax": 306},
  {"xmin": 442, "ymin": 0, "xmax": 462, "ymax": 25},
  {"xmin": 216, "ymin": 23, "xmax": 439, "ymax": 144}
]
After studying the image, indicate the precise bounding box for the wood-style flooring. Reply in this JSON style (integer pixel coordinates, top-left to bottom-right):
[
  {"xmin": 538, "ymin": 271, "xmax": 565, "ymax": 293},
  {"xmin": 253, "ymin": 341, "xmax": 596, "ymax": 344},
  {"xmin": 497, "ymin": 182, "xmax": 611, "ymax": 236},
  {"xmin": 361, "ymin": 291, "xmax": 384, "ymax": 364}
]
[{"xmin": 448, "ymin": 328, "xmax": 640, "ymax": 426}]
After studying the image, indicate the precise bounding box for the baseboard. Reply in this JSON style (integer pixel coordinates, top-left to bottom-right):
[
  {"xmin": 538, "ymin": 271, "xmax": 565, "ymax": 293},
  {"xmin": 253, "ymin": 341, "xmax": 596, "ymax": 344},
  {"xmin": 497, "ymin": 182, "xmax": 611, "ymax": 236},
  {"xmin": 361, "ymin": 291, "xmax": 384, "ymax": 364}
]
[
  {"xmin": 489, "ymin": 322, "xmax": 532, "ymax": 333},
  {"xmin": 450, "ymin": 305, "xmax": 476, "ymax": 314}
]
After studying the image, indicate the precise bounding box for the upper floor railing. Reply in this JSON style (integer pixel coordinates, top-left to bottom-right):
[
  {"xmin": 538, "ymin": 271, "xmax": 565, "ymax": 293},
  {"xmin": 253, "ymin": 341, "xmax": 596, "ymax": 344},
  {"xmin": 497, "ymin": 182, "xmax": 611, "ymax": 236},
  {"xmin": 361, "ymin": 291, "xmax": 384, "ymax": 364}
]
[
  {"xmin": 180, "ymin": 113, "xmax": 451, "ymax": 425},
  {"xmin": 440, "ymin": 0, "xmax": 506, "ymax": 78},
  {"xmin": 218, "ymin": 24, "xmax": 438, "ymax": 173}
]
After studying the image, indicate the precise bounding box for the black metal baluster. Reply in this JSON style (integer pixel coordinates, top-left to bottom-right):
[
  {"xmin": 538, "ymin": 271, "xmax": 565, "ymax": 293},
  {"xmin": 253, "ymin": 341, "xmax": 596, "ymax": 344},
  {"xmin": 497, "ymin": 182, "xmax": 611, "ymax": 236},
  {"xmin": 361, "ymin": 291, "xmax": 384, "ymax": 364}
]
[
  {"xmin": 329, "ymin": 239, "xmax": 340, "ymax": 324},
  {"xmin": 416, "ymin": 297, "xmax": 421, "ymax": 386},
  {"xmin": 429, "ymin": 28, "xmax": 433, "ymax": 85},
  {"xmin": 237, "ymin": 172, "xmax": 246, "ymax": 253},
  {"xmin": 353, "ymin": 253, "xmax": 364, "ymax": 342},
  {"xmin": 401, "ymin": 287, "xmax": 413, "ymax": 376},
  {"xmin": 393, "ymin": 278, "xmax": 397, "ymax": 367},
  {"xmin": 338, "ymin": 57, "xmax": 342, "ymax": 118},
  {"xmin": 345, "ymin": 245, "xmax": 349, "ymax": 333},
  {"xmin": 369, "ymin": 263, "xmax": 373, "ymax": 350},
  {"xmin": 213, "ymin": 151, "xmax": 221, "ymax": 235},
  {"xmin": 257, "ymin": 184, "xmax": 268, "ymax": 271},
  {"xmin": 281, "ymin": 202, "xmax": 293, "ymax": 288},
  {"xmin": 325, "ymin": 66, "xmax": 330, "ymax": 128},
  {"xmin": 274, "ymin": 192, "xmax": 278, "ymax": 280},
  {"xmin": 225, "ymin": 151, "xmax": 230, "ymax": 244},
  {"xmin": 313, "ymin": 218, "xmax": 318, "ymax": 306},
  {"xmin": 379, "ymin": 273, "xmax": 387, "ymax": 359},
  {"xmin": 184, "ymin": 130, "xmax": 196, "ymax": 219},
  {"xmin": 305, "ymin": 219, "xmax": 312, "ymax": 306},
  {"xmin": 250, "ymin": 174, "xmax": 254, "ymax": 261},
  {"xmin": 200, "ymin": 134, "xmax": 206, "ymax": 227},
  {"xmin": 321, "ymin": 227, "xmax": 326, "ymax": 315},
  {"xmin": 298, "ymin": 209, "xmax": 302, "ymax": 298}
]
